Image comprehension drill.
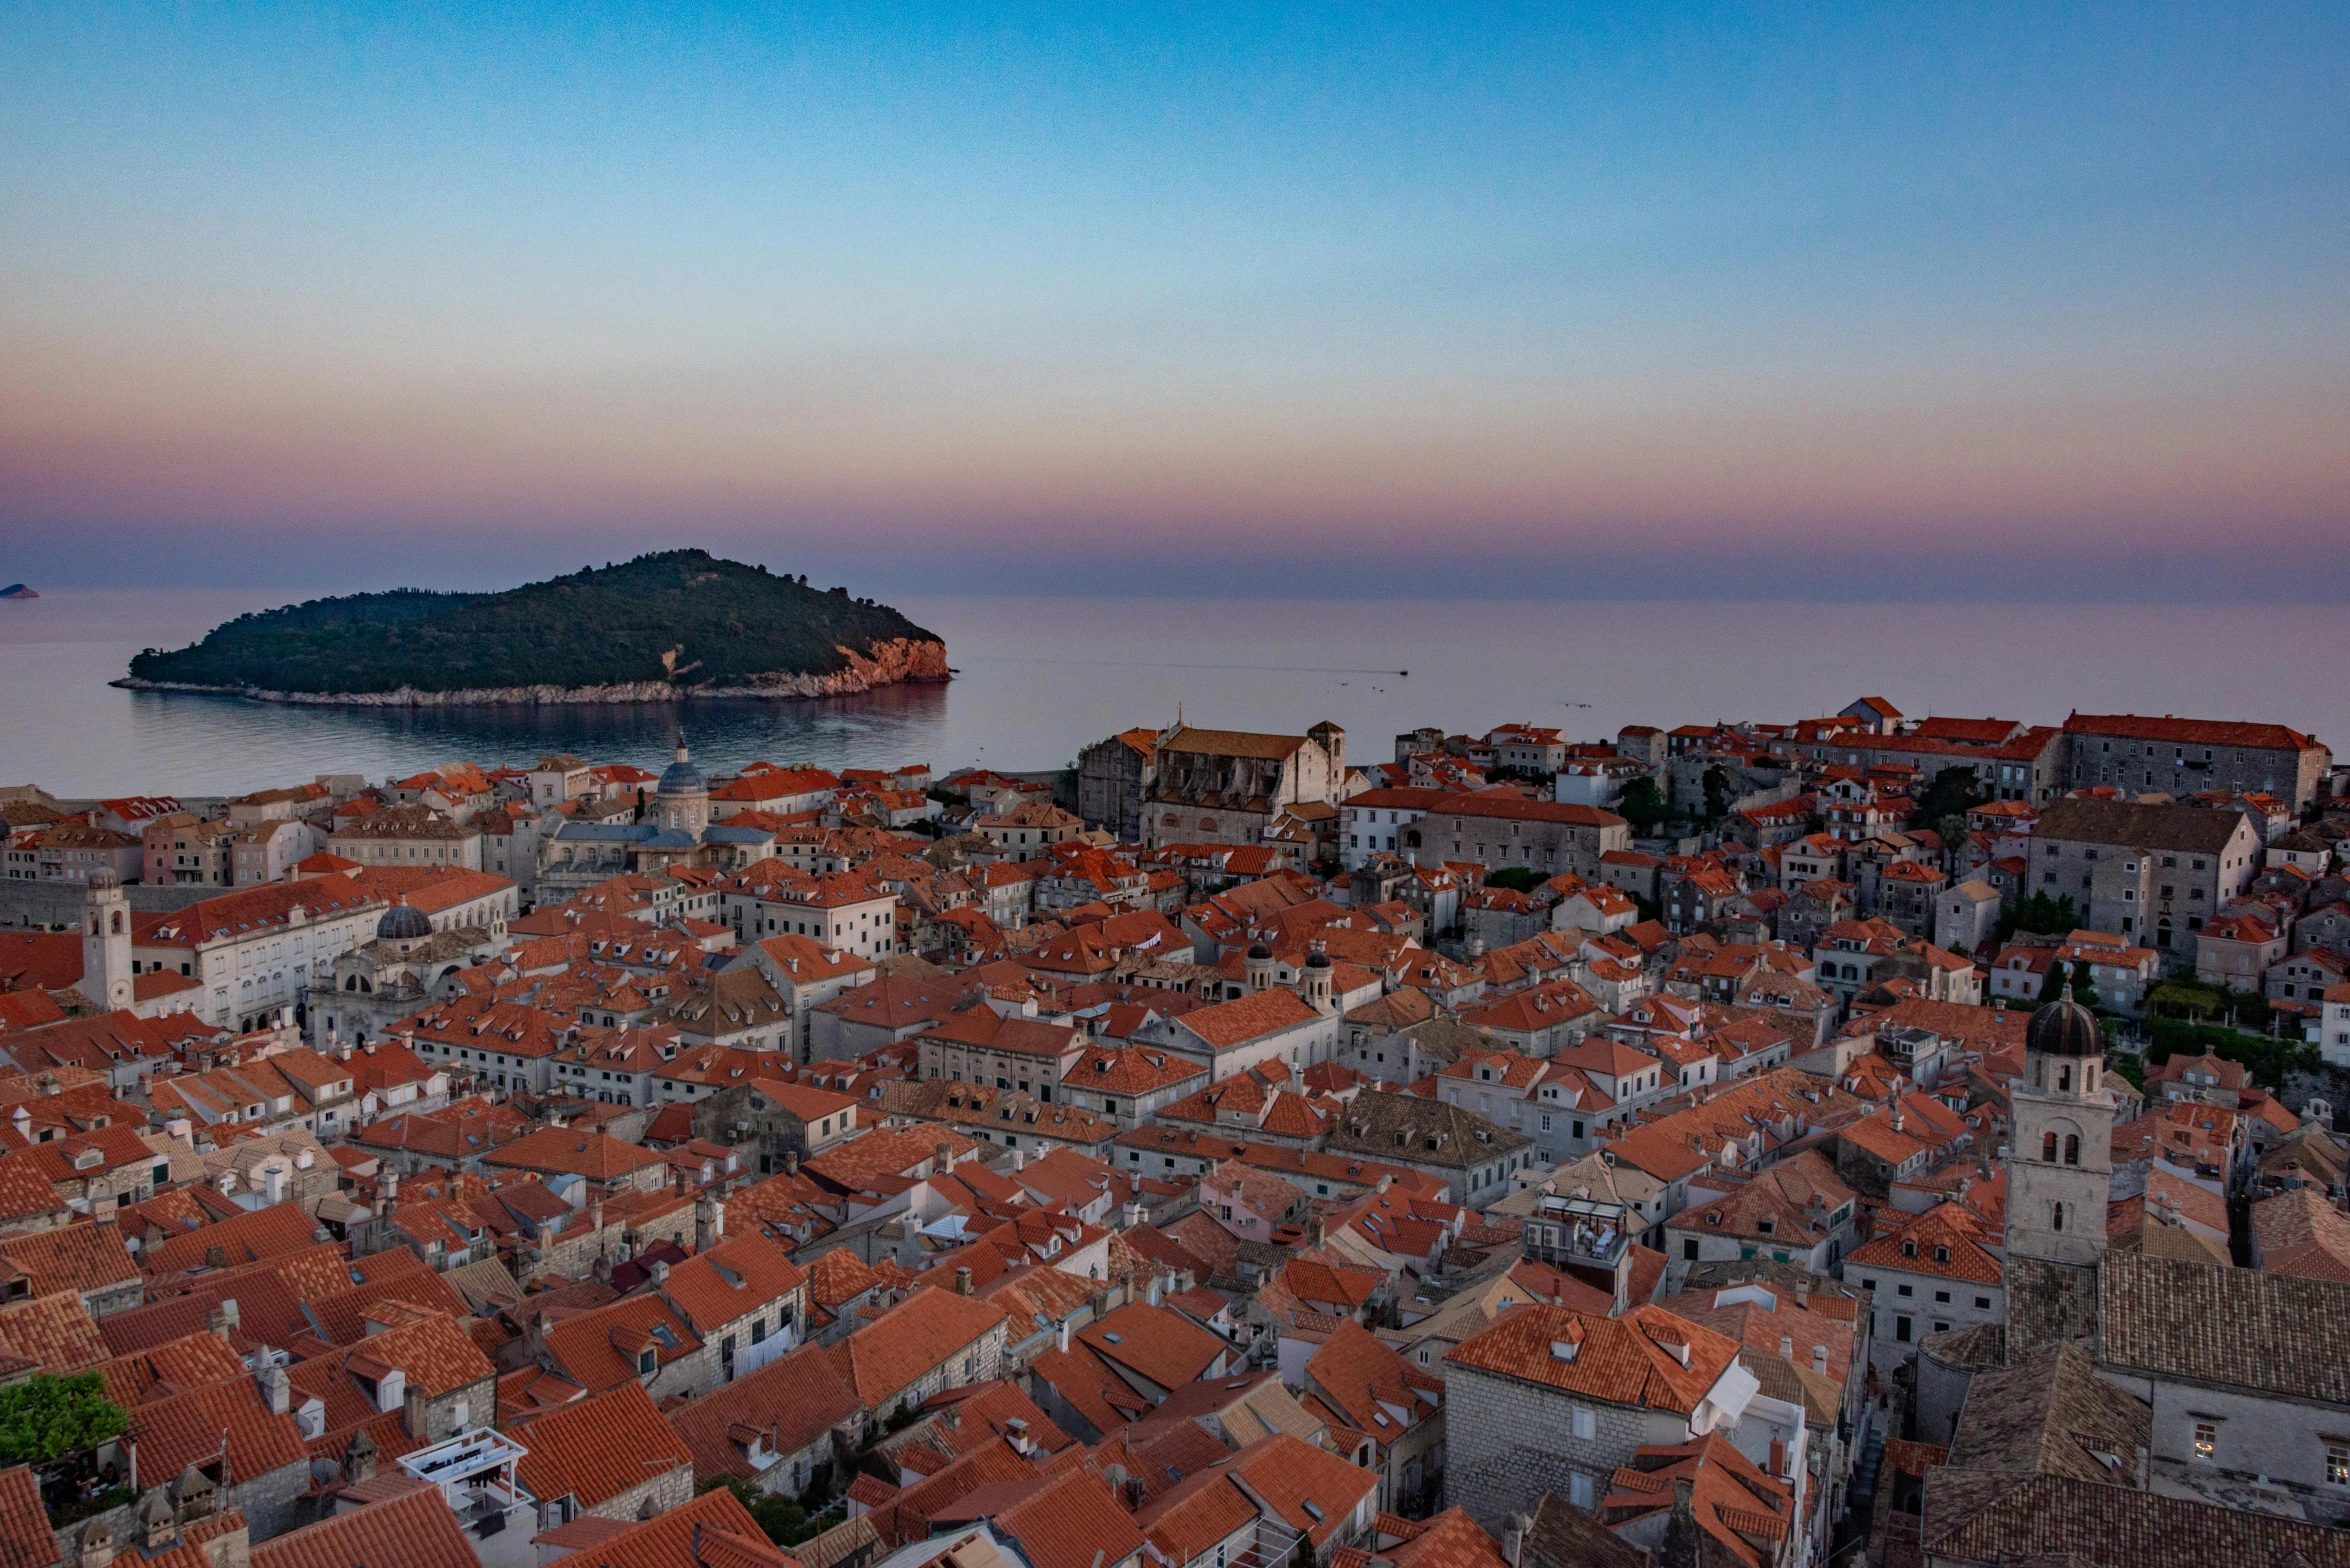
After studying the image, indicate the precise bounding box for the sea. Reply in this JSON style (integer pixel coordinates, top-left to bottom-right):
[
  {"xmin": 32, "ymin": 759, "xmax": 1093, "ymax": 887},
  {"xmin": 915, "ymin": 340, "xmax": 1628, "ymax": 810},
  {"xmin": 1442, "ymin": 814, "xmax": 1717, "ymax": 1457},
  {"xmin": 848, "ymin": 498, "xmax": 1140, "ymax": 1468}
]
[{"xmin": 3, "ymin": 589, "xmax": 2346, "ymax": 800}]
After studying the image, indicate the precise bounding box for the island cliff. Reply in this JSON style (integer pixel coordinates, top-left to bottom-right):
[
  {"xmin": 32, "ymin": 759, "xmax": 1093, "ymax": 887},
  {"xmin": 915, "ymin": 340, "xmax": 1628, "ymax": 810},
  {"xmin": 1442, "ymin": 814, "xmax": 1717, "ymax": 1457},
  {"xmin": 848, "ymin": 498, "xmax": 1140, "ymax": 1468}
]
[{"xmin": 114, "ymin": 550, "xmax": 948, "ymax": 706}]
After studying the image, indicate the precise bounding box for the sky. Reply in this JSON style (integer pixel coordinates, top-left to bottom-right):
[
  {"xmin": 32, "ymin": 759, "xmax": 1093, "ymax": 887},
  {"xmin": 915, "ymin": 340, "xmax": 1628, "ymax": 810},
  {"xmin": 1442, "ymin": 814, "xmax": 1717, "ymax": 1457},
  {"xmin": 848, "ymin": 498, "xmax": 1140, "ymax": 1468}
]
[{"xmin": 1, "ymin": 4, "xmax": 2345, "ymax": 601}]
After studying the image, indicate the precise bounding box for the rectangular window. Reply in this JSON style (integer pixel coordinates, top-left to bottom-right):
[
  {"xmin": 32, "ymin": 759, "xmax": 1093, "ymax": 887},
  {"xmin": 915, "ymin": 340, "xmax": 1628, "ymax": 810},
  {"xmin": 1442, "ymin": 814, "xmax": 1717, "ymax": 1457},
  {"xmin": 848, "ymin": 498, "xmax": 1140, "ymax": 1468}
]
[
  {"xmin": 2193, "ymin": 1421, "xmax": 2217, "ymax": 1462},
  {"xmin": 1571, "ymin": 1406, "xmax": 1596, "ymax": 1440},
  {"xmin": 2329, "ymin": 1444, "xmax": 2349, "ymax": 1487},
  {"xmin": 1569, "ymin": 1472, "xmax": 1594, "ymax": 1509}
]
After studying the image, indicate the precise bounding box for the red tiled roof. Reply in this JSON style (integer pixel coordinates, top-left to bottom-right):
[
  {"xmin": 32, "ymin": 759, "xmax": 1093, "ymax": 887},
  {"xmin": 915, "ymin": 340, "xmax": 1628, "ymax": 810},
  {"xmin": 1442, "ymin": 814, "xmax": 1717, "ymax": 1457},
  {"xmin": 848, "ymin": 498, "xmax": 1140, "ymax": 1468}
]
[
  {"xmin": 252, "ymin": 1484, "xmax": 481, "ymax": 1568},
  {"xmin": 830, "ymin": 1287, "xmax": 1008, "ymax": 1411},
  {"xmin": 510, "ymin": 1381, "xmax": 690, "ymax": 1511}
]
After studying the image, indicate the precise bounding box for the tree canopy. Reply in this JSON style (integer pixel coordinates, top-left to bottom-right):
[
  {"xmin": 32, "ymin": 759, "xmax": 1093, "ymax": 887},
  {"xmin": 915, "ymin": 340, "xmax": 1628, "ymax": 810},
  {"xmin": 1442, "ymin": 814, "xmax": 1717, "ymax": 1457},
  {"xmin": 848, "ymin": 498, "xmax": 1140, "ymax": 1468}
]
[
  {"xmin": 1616, "ymin": 778, "xmax": 1669, "ymax": 835},
  {"xmin": 0, "ymin": 1374, "xmax": 126, "ymax": 1466},
  {"xmin": 1915, "ymin": 765, "xmax": 1988, "ymax": 825},
  {"xmin": 1483, "ymin": 866, "xmax": 1542, "ymax": 893}
]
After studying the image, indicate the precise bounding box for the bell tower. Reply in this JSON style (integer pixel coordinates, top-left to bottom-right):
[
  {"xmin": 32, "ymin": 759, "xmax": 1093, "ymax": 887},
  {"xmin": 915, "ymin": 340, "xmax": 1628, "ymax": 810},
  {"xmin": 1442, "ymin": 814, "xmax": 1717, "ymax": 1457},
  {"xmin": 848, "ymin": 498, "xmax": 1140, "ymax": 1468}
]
[
  {"xmin": 78, "ymin": 870, "xmax": 134, "ymax": 1013},
  {"xmin": 2005, "ymin": 998, "xmax": 2114, "ymax": 1353}
]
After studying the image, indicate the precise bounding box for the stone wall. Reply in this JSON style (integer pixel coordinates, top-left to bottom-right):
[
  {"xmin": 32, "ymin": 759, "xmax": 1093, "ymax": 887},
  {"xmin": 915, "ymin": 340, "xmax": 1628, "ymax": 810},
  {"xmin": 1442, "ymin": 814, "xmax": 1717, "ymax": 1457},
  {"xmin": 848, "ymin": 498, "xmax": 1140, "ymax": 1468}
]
[
  {"xmin": 582, "ymin": 1461, "xmax": 695, "ymax": 1524},
  {"xmin": 0, "ymin": 878, "xmax": 212, "ymax": 931},
  {"xmin": 1443, "ymin": 1361, "xmax": 1687, "ymax": 1533}
]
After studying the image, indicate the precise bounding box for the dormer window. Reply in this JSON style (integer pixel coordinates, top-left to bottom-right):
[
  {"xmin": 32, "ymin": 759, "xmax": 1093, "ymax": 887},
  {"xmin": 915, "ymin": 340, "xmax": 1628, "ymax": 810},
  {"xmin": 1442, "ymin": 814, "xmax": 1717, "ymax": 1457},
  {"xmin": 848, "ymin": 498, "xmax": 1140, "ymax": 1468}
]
[{"xmin": 1901, "ymin": 1238, "xmax": 1917, "ymax": 1258}]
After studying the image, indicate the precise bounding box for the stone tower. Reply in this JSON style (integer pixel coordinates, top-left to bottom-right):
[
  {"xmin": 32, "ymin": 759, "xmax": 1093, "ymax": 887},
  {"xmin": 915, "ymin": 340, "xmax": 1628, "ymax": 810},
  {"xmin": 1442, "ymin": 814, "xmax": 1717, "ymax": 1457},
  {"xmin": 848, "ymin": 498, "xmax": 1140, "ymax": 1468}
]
[
  {"xmin": 2005, "ymin": 998, "xmax": 2114, "ymax": 1354},
  {"xmin": 1301, "ymin": 941, "xmax": 1335, "ymax": 1014},
  {"xmin": 655, "ymin": 741, "xmax": 711, "ymax": 837},
  {"xmin": 78, "ymin": 869, "xmax": 133, "ymax": 1012}
]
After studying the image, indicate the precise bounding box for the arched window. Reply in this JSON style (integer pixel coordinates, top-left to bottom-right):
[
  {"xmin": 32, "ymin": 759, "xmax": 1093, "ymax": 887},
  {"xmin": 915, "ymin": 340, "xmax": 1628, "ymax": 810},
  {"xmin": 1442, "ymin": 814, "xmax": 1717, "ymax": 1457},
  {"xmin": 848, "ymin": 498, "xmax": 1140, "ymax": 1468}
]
[
  {"xmin": 1404, "ymin": 830, "xmax": 1421, "ymax": 848},
  {"xmin": 1198, "ymin": 818, "xmax": 1219, "ymax": 833},
  {"xmin": 2063, "ymin": 1134, "xmax": 2080, "ymax": 1166},
  {"xmin": 2051, "ymin": 1201, "xmax": 2067, "ymax": 1233},
  {"xmin": 2042, "ymin": 1132, "xmax": 2058, "ymax": 1162},
  {"xmin": 344, "ymin": 976, "xmax": 357, "ymax": 991},
  {"xmin": 2058, "ymin": 1065, "xmax": 2072, "ymax": 1093},
  {"xmin": 109, "ymin": 910, "xmax": 123, "ymax": 935}
]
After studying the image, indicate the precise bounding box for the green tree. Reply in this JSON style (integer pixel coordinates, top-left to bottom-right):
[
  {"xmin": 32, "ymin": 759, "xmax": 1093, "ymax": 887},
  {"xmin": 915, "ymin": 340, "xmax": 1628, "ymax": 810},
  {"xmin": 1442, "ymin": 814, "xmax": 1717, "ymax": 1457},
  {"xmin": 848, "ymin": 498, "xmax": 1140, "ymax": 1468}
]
[
  {"xmin": 1701, "ymin": 765, "xmax": 1733, "ymax": 821},
  {"xmin": 1997, "ymin": 892, "xmax": 2080, "ymax": 944},
  {"xmin": 1617, "ymin": 777, "xmax": 1669, "ymax": 835},
  {"xmin": 1483, "ymin": 867, "xmax": 1541, "ymax": 893},
  {"xmin": 2070, "ymin": 962, "xmax": 2097, "ymax": 1007},
  {"xmin": 2036, "ymin": 958, "xmax": 2067, "ymax": 1006},
  {"xmin": 1933, "ymin": 814, "xmax": 1971, "ymax": 853},
  {"xmin": 0, "ymin": 1374, "xmax": 126, "ymax": 1466},
  {"xmin": 1914, "ymin": 766, "xmax": 1988, "ymax": 825}
]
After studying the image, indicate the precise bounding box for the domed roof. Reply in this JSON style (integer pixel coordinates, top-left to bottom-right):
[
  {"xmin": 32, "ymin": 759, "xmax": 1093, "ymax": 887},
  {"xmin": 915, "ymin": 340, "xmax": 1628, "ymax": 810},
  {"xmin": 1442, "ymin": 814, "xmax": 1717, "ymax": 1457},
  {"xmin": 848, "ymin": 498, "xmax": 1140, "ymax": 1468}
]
[
  {"xmin": 86, "ymin": 868, "xmax": 121, "ymax": 892},
  {"xmin": 657, "ymin": 742, "xmax": 707, "ymax": 797},
  {"xmin": 1245, "ymin": 940, "xmax": 1273, "ymax": 962},
  {"xmin": 2026, "ymin": 998, "xmax": 2103, "ymax": 1058},
  {"xmin": 1303, "ymin": 944, "xmax": 1331, "ymax": 969},
  {"xmin": 376, "ymin": 901, "xmax": 433, "ymax": 942}
]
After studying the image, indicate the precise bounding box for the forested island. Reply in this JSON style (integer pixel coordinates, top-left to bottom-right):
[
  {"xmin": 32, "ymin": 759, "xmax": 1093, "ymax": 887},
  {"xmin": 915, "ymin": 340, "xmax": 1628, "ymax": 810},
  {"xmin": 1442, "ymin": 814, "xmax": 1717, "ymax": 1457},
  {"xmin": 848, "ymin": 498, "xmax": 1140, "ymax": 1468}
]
[{"xmin": 115, "ymin": 550, "xmax": 949, "ymax": 705}]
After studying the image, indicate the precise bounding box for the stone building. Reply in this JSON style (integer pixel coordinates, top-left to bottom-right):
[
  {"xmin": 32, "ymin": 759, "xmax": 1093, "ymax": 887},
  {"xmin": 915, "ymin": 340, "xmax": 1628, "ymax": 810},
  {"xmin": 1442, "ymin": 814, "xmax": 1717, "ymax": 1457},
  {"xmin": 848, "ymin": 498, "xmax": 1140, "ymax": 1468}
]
[
  {"xmin": 1410, "ymin": 796, "xmax": 1632, "ymax": 881},
  {"xmin": 2064, "ymin": 713, "xmax": 2332, "ymax": 811},
  {"xmin": 1442, "ymin": 1301, "xmax": 1757, "ymax": 1531},
  {"xmin": 1077, "ymin": 728, "xmax": 1158, "ymax": 840},
  {"xmin": 2027, "ymin": 799, "xmax": 2262, "ymax": 972},
  {"xmin": 1144, "ymin": 723, "xmax": 1346, "ymax": 849}
]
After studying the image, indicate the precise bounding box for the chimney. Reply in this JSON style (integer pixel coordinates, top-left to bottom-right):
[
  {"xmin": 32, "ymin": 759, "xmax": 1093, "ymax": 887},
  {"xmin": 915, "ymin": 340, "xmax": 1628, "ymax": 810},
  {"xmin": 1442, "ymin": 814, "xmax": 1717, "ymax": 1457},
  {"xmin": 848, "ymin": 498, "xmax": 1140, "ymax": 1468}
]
[
  {"xmin": 651, "ymin": 1260, "xmax": 670, "ymax": 1285},
  {"xmin": 784, "ymin": 1150, "xmax": 800, "ymax": 1176},
  {"xmin": 1502, "ymin": 1514, "xmax": 1531, "ymax": 1568},
  {"xmin": 76, "ymin": 1519, "xmax": 114, "ymax": 1568},
  {"xmin": 1010, "ymin": 1148, "xmax": 1025, "ymax": 1171},
  {"xmin": 402, "ymin": 1378, "xmax": 429, "ymax": 1439},
  {"xmin": 933, "ymin": 1141, "xmax": 952, "ymax": 1173},
  {"xmin": 955, "ymin": 1266, "xmax": 974, "ymax": 1297}
]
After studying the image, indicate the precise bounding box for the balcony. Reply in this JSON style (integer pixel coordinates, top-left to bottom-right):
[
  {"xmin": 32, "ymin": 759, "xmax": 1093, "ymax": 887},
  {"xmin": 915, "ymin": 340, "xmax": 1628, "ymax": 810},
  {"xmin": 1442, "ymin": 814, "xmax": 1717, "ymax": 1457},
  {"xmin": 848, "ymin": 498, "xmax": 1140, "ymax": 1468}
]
[
  {"xmin": 1525, "ymin": 1195, "xmax": 1632, "ymax": 1269},
  {"xmin": 397, "ymin": 1428, "xmax": 536, "ymax": 1540}
]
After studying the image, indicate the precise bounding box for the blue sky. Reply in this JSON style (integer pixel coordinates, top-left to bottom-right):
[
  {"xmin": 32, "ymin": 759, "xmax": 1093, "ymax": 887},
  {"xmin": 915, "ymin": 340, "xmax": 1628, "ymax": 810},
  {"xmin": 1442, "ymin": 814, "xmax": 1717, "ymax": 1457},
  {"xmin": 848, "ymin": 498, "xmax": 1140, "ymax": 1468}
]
[{"xmin": 1, "ymin": 4, "xmax": 2344, "ymax": 597}]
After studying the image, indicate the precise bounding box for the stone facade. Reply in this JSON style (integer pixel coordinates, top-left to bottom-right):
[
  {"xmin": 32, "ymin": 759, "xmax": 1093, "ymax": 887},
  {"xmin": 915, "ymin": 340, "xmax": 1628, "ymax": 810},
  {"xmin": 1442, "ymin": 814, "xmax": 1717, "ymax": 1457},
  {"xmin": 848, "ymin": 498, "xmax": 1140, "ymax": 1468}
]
[
  {"xmin": 1443, "ymin": 1359, "xmax": 1691, "ymax": 1532},
  {"xmin": 2066, "ymin": 718, "xmax": 2331, "ymax": 811},
  {"xmin": 581, "ymin": 1461, "xmax": 694, "ymax": 1525},
  {"xmin": 2027, "ymin": 800, "xmax": 2261, "ymax": 972},
  {"xmin": 1077, "ymin": 730, "xmax": 1156, "ymax": 840}
]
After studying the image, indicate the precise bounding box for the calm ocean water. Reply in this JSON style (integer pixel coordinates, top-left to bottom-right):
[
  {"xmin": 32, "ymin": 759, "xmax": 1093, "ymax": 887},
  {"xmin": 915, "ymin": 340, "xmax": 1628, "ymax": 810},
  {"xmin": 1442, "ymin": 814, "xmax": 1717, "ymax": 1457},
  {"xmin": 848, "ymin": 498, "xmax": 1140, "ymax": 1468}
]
[{"xmin": 3, "ymin": 589, "xmax": 2345, "ymax": 799}]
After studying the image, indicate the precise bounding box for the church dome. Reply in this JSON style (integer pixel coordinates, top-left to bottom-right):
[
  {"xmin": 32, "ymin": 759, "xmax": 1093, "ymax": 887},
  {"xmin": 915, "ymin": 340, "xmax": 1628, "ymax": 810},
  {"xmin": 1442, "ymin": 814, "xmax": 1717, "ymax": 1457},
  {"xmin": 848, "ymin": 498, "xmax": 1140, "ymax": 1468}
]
[
  {"xmin": 2026, "ymin": 997, "xmax": 2103, "ymax": 1058},
  {"xmin": 1245, "ymin": 940, "xmax": 1273, "ymax": 962},
  {"xmin": 1303, "ymin": 945, "xmax": 1331, "ymax": 970},
  {"xmin": 657, "ymin": 742, "xmax": 707, "ymax": 797},
  {"xmin": 376, "ymin": 901, "xmax": 433, "ymax": 942},
  {"xmin": 86, "ymin": 868, "xmax": 121, "ymax": 892}
]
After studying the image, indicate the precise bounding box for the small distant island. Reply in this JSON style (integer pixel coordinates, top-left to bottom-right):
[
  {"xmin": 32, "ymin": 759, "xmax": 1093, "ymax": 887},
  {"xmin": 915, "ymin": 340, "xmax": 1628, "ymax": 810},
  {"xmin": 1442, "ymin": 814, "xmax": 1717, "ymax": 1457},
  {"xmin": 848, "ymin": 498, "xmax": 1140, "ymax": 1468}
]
[
  {"xmin": 0, "ymin": 584, "xmax": 36, "ymax": 600},
  {"xmin": 113, "ymin": 549, "xmax": 949, "ymax": 706}
]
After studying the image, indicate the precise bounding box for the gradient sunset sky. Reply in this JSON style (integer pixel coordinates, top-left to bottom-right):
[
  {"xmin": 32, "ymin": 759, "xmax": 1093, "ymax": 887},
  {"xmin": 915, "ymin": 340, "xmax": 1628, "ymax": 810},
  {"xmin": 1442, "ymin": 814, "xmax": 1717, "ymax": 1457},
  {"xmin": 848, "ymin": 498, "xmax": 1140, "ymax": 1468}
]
[{"xmin": 2, "ymin": 4, "xmax": 2344, "ymax": 600}]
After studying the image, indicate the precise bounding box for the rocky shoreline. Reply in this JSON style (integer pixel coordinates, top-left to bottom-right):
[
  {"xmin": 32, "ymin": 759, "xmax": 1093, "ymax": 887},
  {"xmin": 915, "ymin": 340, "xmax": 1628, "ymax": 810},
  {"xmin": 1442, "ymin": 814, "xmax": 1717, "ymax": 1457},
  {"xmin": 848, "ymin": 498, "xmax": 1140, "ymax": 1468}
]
[{"xmin": 111, "ymin": 636, "xmax": 951, "ymax": 707}]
